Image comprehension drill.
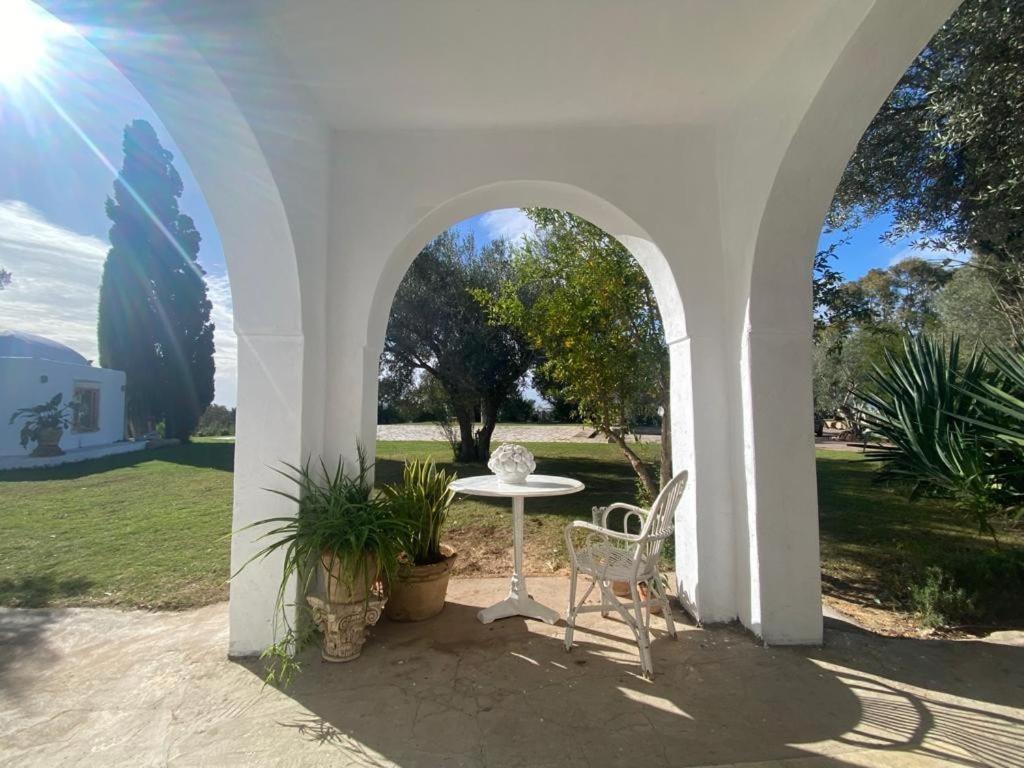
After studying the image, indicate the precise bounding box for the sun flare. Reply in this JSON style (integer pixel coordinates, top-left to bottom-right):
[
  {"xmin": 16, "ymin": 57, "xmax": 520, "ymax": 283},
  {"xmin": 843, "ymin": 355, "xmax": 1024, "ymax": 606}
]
[{"xmin": 0, "ymin": 0, "xmax": 51, "ymax": 86}]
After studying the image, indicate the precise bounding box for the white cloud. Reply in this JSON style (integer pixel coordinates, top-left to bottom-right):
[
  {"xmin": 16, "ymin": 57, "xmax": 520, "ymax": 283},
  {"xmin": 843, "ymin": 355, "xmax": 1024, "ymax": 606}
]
[
  {"xmin": 0, "ymin": 200, "xmax": 238, "ymax": 407},
  {"xmin": 478, "ymin": 208, "xmax": 536, "ymax": 243},
  {"xmin": 204, "ymin": 271, "xmax": 237, "ymax": 407},
  {"xmin": 0, "ymin": 200, "xmax": 107, "ymax": 361}
]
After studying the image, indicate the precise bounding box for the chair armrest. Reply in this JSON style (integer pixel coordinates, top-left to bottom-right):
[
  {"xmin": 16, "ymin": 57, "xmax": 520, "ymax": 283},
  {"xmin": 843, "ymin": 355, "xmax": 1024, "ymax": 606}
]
[
  {"xmin": 593, "ymin": 502, "xmax": 650, "ymax": 529},
  {"xmin": 567, "ymin": 520, "xmax": 641, "ymax": 543}
]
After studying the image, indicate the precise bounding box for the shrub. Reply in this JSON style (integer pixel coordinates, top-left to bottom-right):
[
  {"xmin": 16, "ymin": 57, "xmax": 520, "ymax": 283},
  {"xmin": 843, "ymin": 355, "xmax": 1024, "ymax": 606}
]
[{"xmin": 909, "ymin": 567, "xmax": 976, "ymax": 628}]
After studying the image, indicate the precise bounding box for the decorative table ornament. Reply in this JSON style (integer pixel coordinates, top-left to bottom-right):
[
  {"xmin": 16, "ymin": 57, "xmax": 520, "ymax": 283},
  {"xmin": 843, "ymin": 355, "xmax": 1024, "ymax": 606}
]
[{"xmin": 487, "ymin": 443, "xmax": 536, "ymax": 484}]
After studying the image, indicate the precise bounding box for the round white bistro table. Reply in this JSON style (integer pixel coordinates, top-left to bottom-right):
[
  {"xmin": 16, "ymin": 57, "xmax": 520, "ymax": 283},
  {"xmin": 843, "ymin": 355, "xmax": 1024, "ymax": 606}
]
[{"xmin": 449, "ymin": 474, "xmax": 584, "ymax": 624}]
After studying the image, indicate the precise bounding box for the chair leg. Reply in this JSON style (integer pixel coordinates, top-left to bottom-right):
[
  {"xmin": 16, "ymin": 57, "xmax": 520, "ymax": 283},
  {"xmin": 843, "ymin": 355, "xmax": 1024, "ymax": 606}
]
[
  {"xmin": 650, "ymin": 576, "xmax": 676, "ymax": 639},
  {"xmin": 564, "ymin": 564, "xmax": 579, "ymax": 651},
  {"xmin": 629, "ymin": 581, "xmax": 654, "ymax": 678}
]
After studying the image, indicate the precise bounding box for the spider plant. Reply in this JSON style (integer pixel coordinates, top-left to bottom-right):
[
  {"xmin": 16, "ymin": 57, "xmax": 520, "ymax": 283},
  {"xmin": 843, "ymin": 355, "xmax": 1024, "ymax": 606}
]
[
  {"xmin": 382, "ymin": 458, "xmax": 456, "ymax": 566},
  {"xmin": 234, "ymin": 447, "xmax": 409, "ymax": 686}
]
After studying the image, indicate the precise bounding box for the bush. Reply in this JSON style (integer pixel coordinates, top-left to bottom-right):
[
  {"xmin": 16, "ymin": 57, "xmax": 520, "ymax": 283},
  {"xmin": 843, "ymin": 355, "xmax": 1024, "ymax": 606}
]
[
  {"xmin": 904, "ymin": 549, "xmax": 1024, "ymax": 628},
  {"xmin": 909, "ymin": 567, "xmax": 976, "ymax": 628}
]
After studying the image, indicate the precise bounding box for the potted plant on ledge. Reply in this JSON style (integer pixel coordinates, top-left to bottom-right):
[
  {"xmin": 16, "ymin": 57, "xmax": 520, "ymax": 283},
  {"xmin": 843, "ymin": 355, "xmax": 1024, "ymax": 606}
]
[
  {"xmin": 383, "ymin": 458, "xmax": 458, "ymax": 621},
  {"xmin": 236, "ymin": 448, "xmax": 408, "ymax": 685},
  {"xmin": 8, "ymin": 393, "xmax": 78, "ymax": 457}
]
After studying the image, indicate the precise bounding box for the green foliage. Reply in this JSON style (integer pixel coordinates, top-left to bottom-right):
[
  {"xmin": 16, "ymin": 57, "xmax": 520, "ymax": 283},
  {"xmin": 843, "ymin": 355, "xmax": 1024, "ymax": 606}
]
[
  {"xmin": 497, "ymin": 390, "xmax": 536, "ymax": 423},
  {"xmin": 813, "ymin": 325, "xmax": 903, "ymax": 418},
  {"xmin": 935, "ymin": 265, "xmax": 1016, "ymax": 351},
  {"xmin": 830, "ymin": 0, "xmax": 1024, "ymax": 337},
  {"xmin": 382, "ymin": 459, "xmax": 456, "ymax": 566},
  {"xmin": 99, "ymin": 119, "xmax": 215, "ymax": 440},
  {"xmin": 8, "ymin": 392, "xmax": 78, "ymax": 450},
  {"xmin": 236, "ymin": 448, "xmax": 410, "ymax": 686},
  {"xmin": 857, "ymin": 335, "xmax": 1012, "ymax": 534},
  {"xmin": 960, "ymin": 345, "xmax": 1024, "ymax": 450},
  {"xmin": 194, "ymin": 404, "xmax": 235, "ymax": 436},
  {"xmin": 383, "ymin": 231, "xmax": 533, "ymax": 461},
  {"xmin": 482, "ymin": 208, "xmax": 666, "ymax": 497},
  {"xmin": 909, "ymin": 566, "xmax": 976, "ymax": 629}
]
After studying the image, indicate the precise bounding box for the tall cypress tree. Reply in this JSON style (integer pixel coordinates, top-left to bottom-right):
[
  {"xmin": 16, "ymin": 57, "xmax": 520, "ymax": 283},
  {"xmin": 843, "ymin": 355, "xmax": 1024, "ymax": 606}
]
[{"xmin": 98, "ymin": 120, "xmax": 215, "ymax": 440}]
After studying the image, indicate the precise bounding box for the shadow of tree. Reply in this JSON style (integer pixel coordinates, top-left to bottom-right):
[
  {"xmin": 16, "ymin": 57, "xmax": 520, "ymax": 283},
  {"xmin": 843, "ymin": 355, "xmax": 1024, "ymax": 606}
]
[
  {"xmin": 0, "ymin": 441, "xmax": 234, "ymax": 481},
  {"xmin": 0, "ymin": 574, "xmax": 93, "ymax": 608}
]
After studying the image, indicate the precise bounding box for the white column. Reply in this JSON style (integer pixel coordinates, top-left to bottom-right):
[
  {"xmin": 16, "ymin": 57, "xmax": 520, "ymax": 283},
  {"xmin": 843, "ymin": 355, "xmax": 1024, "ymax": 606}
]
[
  {"xmin": 670, "ymin": 333, "xmax": 737, "ymax": 624},
  {"xmin": 228, "ymin": 331, "xmax": 306, "ymax": 657},
  {"xmin": 739, "ymin": 322, "xmax": 822, "ymax": 645}
]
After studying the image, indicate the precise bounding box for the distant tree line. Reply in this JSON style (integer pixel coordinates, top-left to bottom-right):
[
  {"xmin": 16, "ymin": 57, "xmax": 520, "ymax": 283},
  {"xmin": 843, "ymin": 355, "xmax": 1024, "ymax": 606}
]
[{"xmin": 195, "ymin": 404, "xmax": 236, "ymax": 436}]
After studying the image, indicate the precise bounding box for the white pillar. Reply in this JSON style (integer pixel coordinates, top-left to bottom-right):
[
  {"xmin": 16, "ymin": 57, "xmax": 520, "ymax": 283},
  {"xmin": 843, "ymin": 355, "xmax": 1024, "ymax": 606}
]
[
  {"xmin": 228, "ymin": 331, "xmax": 306, "ymax": 657},
  {"xmin": 738, "ymin": 316, "xmax": 822, "ymax": 645},
  {"xmin": 670, "ymin": 333, "xmax": 737, "ymax": 624}
]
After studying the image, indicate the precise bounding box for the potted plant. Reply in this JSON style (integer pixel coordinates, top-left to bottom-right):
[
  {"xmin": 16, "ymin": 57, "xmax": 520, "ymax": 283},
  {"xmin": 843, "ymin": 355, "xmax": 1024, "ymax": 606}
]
[
  {"xmin": 382, "ymin": 458, "xmax": 458, "ymax": 621},
  {"xmin": 236, "ymin": 448, "xmax": 409, "ymax": 684},
  {"xmin": 9, "ymin": 393, "xmax": 78, "ymax": 457}
]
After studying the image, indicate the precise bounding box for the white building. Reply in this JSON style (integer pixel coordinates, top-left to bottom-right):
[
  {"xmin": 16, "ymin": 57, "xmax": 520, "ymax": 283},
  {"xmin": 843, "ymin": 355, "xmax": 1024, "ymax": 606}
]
[
  {"xmin": 40, "ymin": 0, "xmax": 961, "ymax": 656},
  {"xmin": 0, "ymin": 330, "xmax": 134, "ymax": 466}
]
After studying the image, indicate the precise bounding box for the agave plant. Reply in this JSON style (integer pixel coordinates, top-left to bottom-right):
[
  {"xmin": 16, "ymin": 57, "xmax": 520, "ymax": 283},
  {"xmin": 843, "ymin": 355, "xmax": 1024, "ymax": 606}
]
[
  {"xmin": 382, "ymin": 458, "xmax": 456, "ymax": 566},
  {"xmin": 857, "ymin": 335, "xmax": 1002, "ymax": 534},
  {"xmin": 955, "ymin": 344, "xmax": 1024, "ymax": 517}
]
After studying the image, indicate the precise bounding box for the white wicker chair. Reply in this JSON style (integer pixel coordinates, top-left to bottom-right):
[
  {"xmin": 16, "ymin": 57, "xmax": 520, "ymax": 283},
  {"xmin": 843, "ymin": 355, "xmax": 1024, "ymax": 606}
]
[{"xmin": 563, "ymin": 471, "xmax": 688, "ymax": 678}]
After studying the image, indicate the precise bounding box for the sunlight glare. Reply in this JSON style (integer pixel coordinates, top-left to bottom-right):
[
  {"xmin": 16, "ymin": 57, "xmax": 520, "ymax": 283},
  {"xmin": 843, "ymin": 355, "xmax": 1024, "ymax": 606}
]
[{"xmin": 0, "ymin": 0, "xmax": 50, "ymax": 86}]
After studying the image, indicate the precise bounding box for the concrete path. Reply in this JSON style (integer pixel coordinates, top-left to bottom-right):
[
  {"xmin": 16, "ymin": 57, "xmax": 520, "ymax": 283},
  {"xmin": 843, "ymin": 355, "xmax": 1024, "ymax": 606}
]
[{"xmin": 2, "ymin": 577, "xmax": 1022, "ymax": 767}]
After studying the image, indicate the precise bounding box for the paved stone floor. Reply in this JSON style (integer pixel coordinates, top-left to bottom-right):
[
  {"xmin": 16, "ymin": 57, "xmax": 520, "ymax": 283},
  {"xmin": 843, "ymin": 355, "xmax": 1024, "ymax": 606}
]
[{"xmin": 2, "ymin": 577, "xmax": 1022, "ymax": 767}]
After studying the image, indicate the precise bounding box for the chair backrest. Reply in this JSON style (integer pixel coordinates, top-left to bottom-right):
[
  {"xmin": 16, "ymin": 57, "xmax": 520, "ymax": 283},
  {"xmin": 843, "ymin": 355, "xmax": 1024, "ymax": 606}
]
[{"xmin": 638, "ymin": 470, "xmax": 688, "ymax": 562}]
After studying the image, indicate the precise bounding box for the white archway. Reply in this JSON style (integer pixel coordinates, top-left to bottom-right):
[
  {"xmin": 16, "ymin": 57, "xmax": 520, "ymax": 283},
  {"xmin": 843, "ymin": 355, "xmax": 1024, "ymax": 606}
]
[
  {"xmin": 733, "ymin": 0, "xmax": 961, "ymax": 641},
  {"xmin": 39, "ymin": 0, "xmax": 313, "ymax": 655},
  {"xmin": 360, "ymin": 179, "xmax": 726, "ymax": 620}
]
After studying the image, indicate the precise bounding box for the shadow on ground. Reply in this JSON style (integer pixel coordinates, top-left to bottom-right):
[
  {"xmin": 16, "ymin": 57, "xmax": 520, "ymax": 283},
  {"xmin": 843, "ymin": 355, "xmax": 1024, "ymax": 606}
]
[
  {"xmin": 0, "ymin": 575, "xmax": 93, "ymax": 608},
  {"xmin": 0, "ymin": 441, "xmax": 234, "ymax": 481},
  {"xmin": 226, "ymin": 583, "xmax": 1024, "ymax": 768}
]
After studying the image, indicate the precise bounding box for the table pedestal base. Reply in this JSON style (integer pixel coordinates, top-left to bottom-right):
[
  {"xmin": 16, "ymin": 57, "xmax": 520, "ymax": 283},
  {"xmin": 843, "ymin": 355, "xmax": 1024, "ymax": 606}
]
[{"xmin": 478, "ymin": 591, "xmax": 560, "ymax": 625}]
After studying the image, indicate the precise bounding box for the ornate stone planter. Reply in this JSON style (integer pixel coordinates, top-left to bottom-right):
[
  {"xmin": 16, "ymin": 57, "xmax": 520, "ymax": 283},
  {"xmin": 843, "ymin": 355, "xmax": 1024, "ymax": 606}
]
[{"xmin": 306, "ymin": 594, "xmax": 386, "ymax": 662}]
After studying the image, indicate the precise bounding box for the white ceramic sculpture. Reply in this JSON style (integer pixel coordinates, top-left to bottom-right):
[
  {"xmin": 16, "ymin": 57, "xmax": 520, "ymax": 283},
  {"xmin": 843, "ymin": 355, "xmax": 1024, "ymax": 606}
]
[{"xmin": 488, "ymin": 443, "xmax": 536, "ymax": 484}]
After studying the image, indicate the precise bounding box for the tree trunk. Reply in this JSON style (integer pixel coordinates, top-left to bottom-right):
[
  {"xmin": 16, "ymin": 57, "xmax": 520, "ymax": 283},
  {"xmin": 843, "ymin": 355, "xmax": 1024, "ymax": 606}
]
[
  {"xmin": 477, "ymin": 398, "xmax": 499, "ymax": 460},
  {"xmin": 605, "ymin": 428, "xmax": 659, "ymax": 501},
  {"xmin": 659, "ymin": 396, "xmax": 672, "ymax": 490},
  {"xmin": 454, "ymin": 403, "xmax": 478, "ymax": 462}
]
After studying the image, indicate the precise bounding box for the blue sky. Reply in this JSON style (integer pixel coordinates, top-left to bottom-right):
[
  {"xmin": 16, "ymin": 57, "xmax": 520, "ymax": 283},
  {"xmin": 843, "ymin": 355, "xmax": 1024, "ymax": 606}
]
[{"xmin": 0, "ymin": 2, "xmax": 923, "ymax": 409}]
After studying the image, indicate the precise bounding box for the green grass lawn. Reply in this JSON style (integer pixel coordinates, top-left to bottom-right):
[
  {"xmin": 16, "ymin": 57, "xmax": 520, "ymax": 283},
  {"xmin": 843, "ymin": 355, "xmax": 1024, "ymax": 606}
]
[
  {"xmin": 1, "ymin": 439, "xmax": 1020, "ymax": 629},
  {"xmin": 0, "ymin": 441, "xmax": 234, "ymax": 609}
]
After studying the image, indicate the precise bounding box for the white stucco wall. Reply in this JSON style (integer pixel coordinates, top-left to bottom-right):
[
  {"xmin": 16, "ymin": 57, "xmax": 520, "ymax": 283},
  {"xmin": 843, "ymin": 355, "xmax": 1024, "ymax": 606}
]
[{"xmin": 0, "ymin": 357, "xmax": 126, "ymax": 457}]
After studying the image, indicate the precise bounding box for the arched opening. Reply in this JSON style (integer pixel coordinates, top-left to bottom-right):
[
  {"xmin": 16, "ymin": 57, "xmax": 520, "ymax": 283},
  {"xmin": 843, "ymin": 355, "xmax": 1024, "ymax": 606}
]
[
  {"xmin": 6, "ymin": 1, "xmax": 310, "ymax": 655},
  {"xmin": 366, "ymin": 182, "xmax": 711, "ymax": 615},
  {"xmin": 737, "ymin": 0, "xmax": 980, "ymax": 642}
]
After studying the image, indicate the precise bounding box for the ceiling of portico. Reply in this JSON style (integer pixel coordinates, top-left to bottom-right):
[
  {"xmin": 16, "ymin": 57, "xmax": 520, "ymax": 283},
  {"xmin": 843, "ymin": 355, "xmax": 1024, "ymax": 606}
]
[{"xmin": 247, "ymin": 0, "xmax": 856, "ymax": 131}]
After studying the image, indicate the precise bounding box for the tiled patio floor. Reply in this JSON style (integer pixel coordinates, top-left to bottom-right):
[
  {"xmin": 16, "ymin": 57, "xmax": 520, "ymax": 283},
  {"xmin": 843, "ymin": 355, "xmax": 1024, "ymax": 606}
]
[{"xmin": 2, "ymin": 577, "xmax": 1021, "ymax": 767}]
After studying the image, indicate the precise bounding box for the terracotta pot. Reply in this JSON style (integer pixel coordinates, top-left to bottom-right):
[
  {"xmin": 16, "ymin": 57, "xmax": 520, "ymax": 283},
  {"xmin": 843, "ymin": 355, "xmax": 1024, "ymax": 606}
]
[
  {"xmin": 32, "ymin": 427, "xmax": 64, "ymax": 457},
  {"xmin": 320, "ymin": 552, "xmax": 378, "ymax": 605},
  {"xmin": 610, "ymin": 579, "xmax": 662, "ymax": 615},
  {"xmin": 385, "ymin": 545, "xmax": 457, "ymax": 622}
]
